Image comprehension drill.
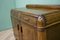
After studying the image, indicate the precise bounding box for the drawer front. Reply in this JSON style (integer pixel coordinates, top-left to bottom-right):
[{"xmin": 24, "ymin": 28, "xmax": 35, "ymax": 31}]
[
  {"xmin": 20, "ymin": 13, "xmax": 37, "ymax": 26},
  {"xmin": 11, "ymin": 10, "xmax": 21, "ymax": 19},
  {"xmin": 43, "ymin": 11, "xmax": 60, "ymax": 25},
  {"xmin": 11, "ymin": 10, "xmax": 18, "ymax": 17}
]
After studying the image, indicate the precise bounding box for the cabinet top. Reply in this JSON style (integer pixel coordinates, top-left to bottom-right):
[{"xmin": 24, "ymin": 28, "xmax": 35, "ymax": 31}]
[{"xmin": 13, "ymin": 8, "xmax": 59, "ymax": 15}]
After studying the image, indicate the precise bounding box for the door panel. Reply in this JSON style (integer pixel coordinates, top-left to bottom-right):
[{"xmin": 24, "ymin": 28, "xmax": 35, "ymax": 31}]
[{"xmin": 21, "ymin": 22, "xmax": 37, "ymax": 40}]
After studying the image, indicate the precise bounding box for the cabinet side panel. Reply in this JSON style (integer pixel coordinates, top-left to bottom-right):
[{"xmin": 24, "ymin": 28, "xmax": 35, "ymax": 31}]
[{"xmin": 46, "ymin": 23, "xmax": 60, "ymax": 40}]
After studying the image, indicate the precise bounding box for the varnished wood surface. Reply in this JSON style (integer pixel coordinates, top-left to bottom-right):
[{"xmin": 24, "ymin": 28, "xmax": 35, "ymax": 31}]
[
  {"xmin": 11, "ymin": 8, "xmax": 60, "ymax": 40},
  {"xmin": 11, "ymin": 8, "xmax": 60, "ymax": 26}
]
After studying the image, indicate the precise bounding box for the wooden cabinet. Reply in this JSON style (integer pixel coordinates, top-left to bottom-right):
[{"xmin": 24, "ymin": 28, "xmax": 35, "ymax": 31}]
[{"xmin": 11, "ymin": 8, "xmax": 60, "ymax": 40}]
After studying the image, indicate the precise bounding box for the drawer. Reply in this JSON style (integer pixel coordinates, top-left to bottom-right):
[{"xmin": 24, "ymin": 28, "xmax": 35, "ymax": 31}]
[
  {"xmin": 20, "ymin": 13, "xmax": 37, "ymax": 26},
  {"xmin": 11, "ymin": 10, "xmax": 17, "ymax": 17},
  {"xmin": 11, "ymin": 10, "xmax": 21, "ymax": 18},
  {"xmin": 43, "ymin": 11, "xmax": 60, "ymax": 25}
]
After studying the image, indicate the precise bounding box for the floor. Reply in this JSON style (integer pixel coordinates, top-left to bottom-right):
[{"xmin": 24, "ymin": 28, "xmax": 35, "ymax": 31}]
[{"xmin": 0, "ymin": 29, "xmax": 15, "ymax": 40}]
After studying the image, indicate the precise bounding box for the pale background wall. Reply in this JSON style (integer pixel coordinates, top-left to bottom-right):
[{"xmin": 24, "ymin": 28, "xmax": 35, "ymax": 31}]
[
  {"xmin": 0, "ymin": 0, "xmax": 16, "ymax": 31},
  {"xmin": 16, "ymin": 0, "xmax": 60, "ymax": 8}
]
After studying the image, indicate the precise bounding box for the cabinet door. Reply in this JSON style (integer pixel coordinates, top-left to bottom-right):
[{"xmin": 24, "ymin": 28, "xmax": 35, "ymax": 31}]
[
  {"xmin": 21, "ymin": 22, "xmax": 37, "ymax": 40},
  {"xmin": 19, "ymin": 22, "xmax": 23, "ymax": 40},
  {"xmin": 11, "ymin": 17, "xmax": 22, "ymax": 40}
]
